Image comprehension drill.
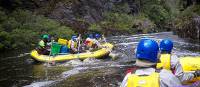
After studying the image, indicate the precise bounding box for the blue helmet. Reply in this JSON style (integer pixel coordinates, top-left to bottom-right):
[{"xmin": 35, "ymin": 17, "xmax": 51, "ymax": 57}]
[
  {"xmin": 160, "ymin": 39, "xmax": 173, "ymax": 53},
  {"xmin": 88, "ymin": 34, "xmax": 94, "ymax": 38},
  {"xmin": 71, "ymin": 35, "xmax": 77, "ymax": 41},
  {"xmin": 95, "ymin": 33, "xmax": 101, "ymax": 39},
  {"xmin": 42, "ymin": 34, "xmax": 49, "ymax": 39},
  {"xmin": 136, "ymin": 39, "xmax": 159, "ymax": 63}
]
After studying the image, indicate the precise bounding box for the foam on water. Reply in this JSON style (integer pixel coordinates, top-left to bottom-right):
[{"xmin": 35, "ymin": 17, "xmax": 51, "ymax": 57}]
[
  {"xmin": 62, "ymin": 67, "xmax": 88, "ymax": 78},
  {"xmin": 23, "ymin": 81, "xmax": 55, "ymax": 87}
]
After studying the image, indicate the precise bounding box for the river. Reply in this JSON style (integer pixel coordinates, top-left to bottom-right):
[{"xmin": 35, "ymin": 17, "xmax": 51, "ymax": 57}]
[{"xmin": 0, "ymin": 32, "xmax": 199, "ymax": 87}]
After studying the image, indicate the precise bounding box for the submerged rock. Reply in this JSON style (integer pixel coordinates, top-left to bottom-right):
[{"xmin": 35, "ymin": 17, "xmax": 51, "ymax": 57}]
[
  {"xmin": 63, "ymin": 59, "xmax": 83, "ymax": 66},
  {"xmin": 62, "ymin": 67, "xmax": 88, "ymax": 78},
  {"xmin": 83, "ymin": 58, "xmax": 101, "ymax": 63},
  {"xmin": 109, "ymin": 51, "xmax": 121, "ymax": 60}
]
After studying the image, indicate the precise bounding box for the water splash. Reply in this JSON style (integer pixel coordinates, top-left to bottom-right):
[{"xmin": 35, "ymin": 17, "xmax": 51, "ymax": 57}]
[
  {"xmin": 23, "ymin": 81, "xmax": 55, "ymax": 87},
  {"xmin": 62, "ymin": 67, "xmax": 88, "ymax": 78}
]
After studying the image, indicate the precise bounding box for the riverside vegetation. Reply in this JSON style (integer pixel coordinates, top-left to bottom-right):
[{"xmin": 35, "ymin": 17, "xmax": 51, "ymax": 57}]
[{"xmin": 0, "ymin": 0, "xmax": 199, "ymax": 50}]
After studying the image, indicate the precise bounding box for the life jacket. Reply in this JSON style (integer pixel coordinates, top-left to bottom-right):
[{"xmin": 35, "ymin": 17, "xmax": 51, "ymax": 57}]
[
  {"xmin": 68, "ymin": 40, "xmax": 77, "ymax": 49},
  {"xmin": 179, "ymin": 56, "xmax": 200, "ymax": 84},
  {"xmin": 156, "ymin": 54, "xmax": 171, "ymax": 70},
  {"xmin": 127, "ymin": 71, "xmax": 160, "ymax": 87}
]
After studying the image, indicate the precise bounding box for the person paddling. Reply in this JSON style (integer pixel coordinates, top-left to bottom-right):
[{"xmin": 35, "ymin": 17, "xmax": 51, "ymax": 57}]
[
  {"xmin": 157, "ymin": 39, "xmax": 200, "ymax": 83},
  {"xmin": 93, "ymin": 33, "xmax": 101, "ymax": 48},
  {"xmin": 36, "ymin": 34, "xmax": 50, "ymax": 55},
  {"xmin": 120, "ymin": 39, "xmax": 181, "ymax": 87},
  {"xmin": 68, "ymin": 35, "xmax": 78, "ymax": 53}
]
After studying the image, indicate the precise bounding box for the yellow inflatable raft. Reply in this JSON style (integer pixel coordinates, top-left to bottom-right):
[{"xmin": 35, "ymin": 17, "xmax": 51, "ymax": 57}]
[
  {"xmin": 30, "ymin": 43, "xmax": 114, "ymax": 62},
  {"xmin": 156, "ymin": 55, "xmax": 200, "ymax": 84},
  {"xmin": 179, "ymin": 56, "xmax": 200, "ymax": 84}
]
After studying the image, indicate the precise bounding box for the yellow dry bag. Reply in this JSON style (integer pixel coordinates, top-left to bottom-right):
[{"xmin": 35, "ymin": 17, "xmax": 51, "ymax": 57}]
[
  {"xmin": 127, "ymin": 72, "xmax": 160, "ymax": 87},
  {"xmin": 58, "ymin": 38, "xmax": 68, "ymax": 45}
]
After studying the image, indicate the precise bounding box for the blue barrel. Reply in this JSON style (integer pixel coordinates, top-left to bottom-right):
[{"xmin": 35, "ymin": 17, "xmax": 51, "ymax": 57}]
[{"xmin": 60, "ymin": 46, "xmax": 69, "ymax": 53}]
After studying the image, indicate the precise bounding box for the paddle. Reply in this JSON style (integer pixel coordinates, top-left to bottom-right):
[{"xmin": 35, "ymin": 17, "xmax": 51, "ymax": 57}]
[
  {"xmin": 102, "ymin": 34, "xmax": 107, "ymax": 43},
  {"xmin": 77, "ymin": 34, "xmax": 81, "ymax": 58},
  {"xmin": 102, "ymin": 34, "xmax": 112, "ymax": 53},
  {"xmin": 45, "ymin": 37, "xmax": 56, "ymax": 80},
  {"xmin": 45, "ymin": 39, "xmax": 53, "ymax": 81}
]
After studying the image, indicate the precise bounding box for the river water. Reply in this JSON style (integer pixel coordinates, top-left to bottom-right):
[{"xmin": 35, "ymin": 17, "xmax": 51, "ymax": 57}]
[{"xmin": 0, "ymin": 32, "xmax": 199, "ymax": 87}]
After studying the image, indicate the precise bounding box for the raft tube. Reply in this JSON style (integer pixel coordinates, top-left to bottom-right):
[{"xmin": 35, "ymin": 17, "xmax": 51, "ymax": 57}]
[
  {"xmin": 30, "ymin": 43, "xmax": 114, "ymax": 62},
  {"xmin": 179, "ymin": 56, "xmax": 200, "ymax": 84}
]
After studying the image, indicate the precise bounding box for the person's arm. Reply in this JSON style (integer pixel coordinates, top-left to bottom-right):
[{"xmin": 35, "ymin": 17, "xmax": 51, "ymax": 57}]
[
  {"xmin": 94, "ymin": 39, "xmax": 101, "ymax": 47},
  {"xmin": 170, "ymin": 55, "xmax": 180, "ymax": 69},
  {"xmin": 171, "ymin": 54, "xmax": 195, "ymax": 82},
  {"xmin": 160, "ymin": 69, "xmax": 182, "ymax": 87},
  {"xmin": 174, "ymin": 61, "xmax": 195, "ymax": 82}
]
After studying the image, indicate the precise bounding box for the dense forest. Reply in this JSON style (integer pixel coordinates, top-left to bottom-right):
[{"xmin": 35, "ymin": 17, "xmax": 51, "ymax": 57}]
[{"xmin": 0, "ymin": 0, "xmax": 199, "ymax": 50}]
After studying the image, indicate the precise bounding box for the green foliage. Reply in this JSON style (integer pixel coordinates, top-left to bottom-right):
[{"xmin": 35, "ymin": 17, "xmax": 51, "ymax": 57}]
[
  {"xmin": 0, "ymin": 31, "xmax": 11, "ymax": 49},
  {"xmin": 163, "ymin": 0, "xmax": 180, "ymax": 18},
  {"xmin": 111, "ymin": 3, "xmax": 130, "ymax": 13},
  {"xmin": 142, "ymin": 0, "xmax": 170, "ymax": 24},
  {"xmin": 103, "ymin": 12, "xmax": 135, "ymax": 30},
  {"xmin": 89, "ymin": 12, "xmax": 135, "ymax": 33},
  {"xmin": 88, "ymin": 23, "xmax": 101, "ymax": 32},
  {"xmin": 0, "ymin": 10, "xmax": 7, "ymax": 23},
  {"xmin": 180, "ymin": 5, "xmax": 200, "ymax": 18},
  {"xmin": 11, "ymin": 29, "xmax": 37, "ymax": 48},
  {"xmin": 139, "ymin": 0, "xmax": 180, "ymax": 30},
  {"xmin": 0, "ymin": 9, "xmax": 75, "ymax": 50},
  {"xmin": 174, "ymin": 5, "xmax": 200, "ymax": 32},
  {"xmin": 89, "ymin": 12, "xmax": 155, "ymax": 34},
  {"xmin": 0, "ymin": 0, "xmax": 188, "ymax": 50},
  {"xmin": 50, "ymin": 26, "xmax": 75, "ymax": 39},
  {"xmin": 147, "ymin": 5, "xmax": 170, "ymax": 24}
]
